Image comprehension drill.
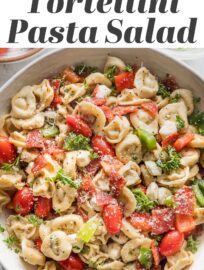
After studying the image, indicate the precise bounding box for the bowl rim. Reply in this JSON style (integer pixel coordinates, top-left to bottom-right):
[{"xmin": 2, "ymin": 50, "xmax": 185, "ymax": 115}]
[{"xmin": 0, "ymin": 48, "xmax": 43, "ymax": 63}]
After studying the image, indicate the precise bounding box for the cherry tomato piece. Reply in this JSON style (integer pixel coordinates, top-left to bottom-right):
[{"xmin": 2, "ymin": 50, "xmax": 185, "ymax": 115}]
[
  {"xmin": 91, "ymin": 135, "xmax": 115, "ymax": 156},
  {"xmin": 59, "ymin": 253, "xmax": 84, "ymax": 270},
  {"xmin": 62, "ymin": 67, "xmax": 82, "ymax": 83},
  {"xmin": 175, "ymin": 187, "xmax": 195, "ymax": 216},
  {"xmin": 115, "ymin": 71, "xmax": 134, "ymax": 92},
  {"xmin": 50, "ymin": 79, "xmax": 62, "ymax": 107},
  {"xmin": 151, "ymin": 240, "xmax": 160, "ymax": 267},
  {"xmin": 99, "ymin": 105, "xmax": 115, "ymax": 122},
  {"xmin": 129, "ymin": 212, "xmax": 152, "ymax": 232},
  {"xmin": 175, "ymin": 214, "xmax": 196, "ymax": 234},
  {"xmin": 13, "ymin": 187, "xmax": 34, "ymax": 215},
  {"xmin": 173, "ymin": 133, "xmax": 195, "ymax": 152},
  {"xmin": 96, "ymin": 192, "xmax": 117, "ymax": 207},
  {"xmin": 141, "ymin": 103, "xmax": 158, "ymax": 117},
  {"xmin": 151, "ymin": 208, "xmax": 175, "ymax": 235},
  {"xmin": 162, "ymin": 132, "xmax": 179, "ymax": 147},
  {"xmin": 159, "ymin": 230, "xmax": 184, "ymax": 256},
  {"xmin": 102, "ymin": 203, "xmax": 123, "ymax": 235},
  {"xmin": 66, "ymin": 115, "xmax": 92, "ymax": 137},
  {"xmin": 34, "ymin": 197, "xmax": 52, "ymax": 218},
  {"xmin": 0, "ymin": 48, "xmax": 9, "ymax": 54},
  {"xmin": 112, "ymin": 106, "xmax": 138, "ymax": 116},
  {"xmin": 32, "ymin": 155, "xmax": 47, "ymax": 175},
  {"xmin": 26, "ymin": 130, "xmax": 44, "ymax": 149},
  {"xmin": 35, "ymin": 238, "xmax": 42, "ymax": 252},
  {"xmin": 0, "ymin": 136, "xmax": 17, "ymax": 164}
]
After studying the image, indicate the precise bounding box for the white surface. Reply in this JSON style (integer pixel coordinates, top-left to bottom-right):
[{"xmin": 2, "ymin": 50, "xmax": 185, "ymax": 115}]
[{"xmin": 0, "ymin": 49, "xmax": 204, "ymax": 86}]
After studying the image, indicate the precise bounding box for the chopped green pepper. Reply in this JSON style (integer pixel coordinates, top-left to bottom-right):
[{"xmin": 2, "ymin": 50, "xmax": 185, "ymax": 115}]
[
  {"xmin": 137, "ymin": 129, "xmax": 157, "ymax": 151},
  {"xmin": 77, "ymin": 218, "xmax": 100, "ymax": 243},
  {"xmin": 42, "ymin": 125, "xmax": 59, "ymax": 138},
  {"xmin": 138, "ymin": 247, "xmax": 153, "ymax": 270},
  {"xmin": 192, "ymin": 184, "xmax": 204, "ymax": 207}
]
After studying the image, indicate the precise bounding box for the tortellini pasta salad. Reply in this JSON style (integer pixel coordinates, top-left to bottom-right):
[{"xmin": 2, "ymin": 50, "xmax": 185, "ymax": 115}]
[{"xmin": 1, "ymin": 56, "xmax": 204, "ymax": 270}]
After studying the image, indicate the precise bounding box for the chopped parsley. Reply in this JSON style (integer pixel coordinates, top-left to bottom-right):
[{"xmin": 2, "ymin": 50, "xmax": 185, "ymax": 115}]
[
  {"xmin": 170, "ymin": 93, "xmax": 181, "ymax": 103},
  {"xmin": 1, "ymin": 155, "xmax": 21, "ymax": 171},
  {"xmin": 156, "ymin": 146, "xmax": 181, "ymax": 174},
  {"xmin": 64, "ymin": 132, "xmax": 90, "ymax": 151},
  {"xmin": 0, "ymin": 225, "xmax": 5, "ymax": 233},
  {"xmin": 110, "ymin": 86, "xmax": 117, "ymax": 96},
  {"xmin": 123, "ymin": 64, "xmax": 132, "ymax": 72},
  {"xmin": 74, "ymin": 64, "xmax": 97, "ymax": 77},
  {"xmin": 48, "ymin": 169, "xmax": 81, "ymax": 189},
  {"xmin": 105, "ymin": 65, "xmax": 117, "ymax": 80},
  {"xmin": 158, "ymin": 82, "xmax": 171, "ymax": 99},
  {"xmin": 89, "ymin": 151, "xmax": 99, "ymax": 160},
  {"xmin": 27, "ymin": 214, "xmax": 44, "ymax": 226},
  {"xmin": 4, "ymin": 235, "xmax": 19, "ymax": 250},
  {"xmin": 132, "ymin": 188, "xmax": 155, "ymax": 212},
  {"xmin": 189, "ymin": 111, "xmax": 204, "ymax": 135},
  {"xmin": 138, "ymin": 247, "xmax": 153, "ymax": 269},
  {"xmin": 176, "ymin": 115, "xmax": 185, "ymax": 131},
  {"xmin": 187, "ymin": 235, "xmax": 199, "ymax": 253}
]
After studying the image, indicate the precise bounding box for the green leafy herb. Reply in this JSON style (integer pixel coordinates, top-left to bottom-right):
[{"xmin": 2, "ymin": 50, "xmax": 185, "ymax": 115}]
[
  {"xmin": 77, "ymin": 218, "xmax": 100, "ymax": 243},
  {"xmin": 42, "ymin": 125, "xmax": 59, "ymax": 138},
  {"xmin": 75, "ymin": 64, "xmax": 97, "ymax": 77},
  {"xmin": 89, "ymin": 151, "xmax": 99, "ymax": 160},
  {"xmin": 4, "ymin": 236, "xmax": 19, "ymax": 249},
  {"xmin": 170, "ymin": 93, "xmax": 181, "ymax": 103},
  {"xmin": 0, "ymin": 225, "xmax": 5, "ymax": 233},
  {"xmin": 189, "ymin": 111, "xmax": 204, "ymax": 135},
  {"xmin": 48, "ymin": 169, "xmax": 81, "ymax": 189},
  {"xmin": 1, "ymin": 155, "xmax": 21, "ymax": 171},
  {"xmin": 110, "ymin": 86, "xmax": 117, "ymax": 96},
  {"xmin": 138, "ymin": 247, "xmax": 153, "ymax": 269},
  {"xmin": 64, "ymin": 132, "xmax": 90, "ymax": 151},
  {"xmin": 176, "ymin": 115, "xmax": 185, "ymax": 131},
  {"xmin": 132, "ymin": 189, "xmax": 155, "ymax": 212},
  {"xmin": 123, "ymin": 64, "xmax": 132, "ymax": 72},
  {"xmin": 158, "ymin": 82, "xmax": 171, "ymax": 99},
  {"xmin": 187, "ymin": 235, "xmax": 199, "ymax": 253},
  {"xmin": 156, "ymin": 146, "xmax": 181, "ymax": 174},
  {"xmin": 165, "ymin": 195, "xmax": 176, "ymax": 208},
  {"xmin": 105, "ymin": 65, "xmax": 117, "ymax": 80},
  {"xmin": 27, "ymin": 214, "xmax": 44, "ymax": 226}
]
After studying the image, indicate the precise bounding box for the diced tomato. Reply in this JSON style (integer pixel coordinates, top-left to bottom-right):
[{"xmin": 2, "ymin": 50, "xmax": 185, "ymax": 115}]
[
  {"xmin": 0, "ymin": 136, "xmax": 17, "ymax": 164},
  {"xmin": 78, "ymin": 175, "xmax": 96, "ymax": 196},
  {"xmin": 162, "ymin": 133, "xmax": 179, "ymax": 147},
  {"xmin": 151, "ymin": 208, "xmax": 175, "ymax": 235},
  {"xmin": 100, "ymin": 155, "xmax": 123, "ymax": 173},
  {"xmin": 50, "ymin": 79, "xmax": 62, "ymax": 107},
  {"xmin": 159, "ymin": 230, "xmax": 184, "ymax": 256},
  {"xmin": 66, "ymin": 115, "xmax": 92, "ymax": 137},
  {"xmin": 115, "ymin": 71, "xmax": 134, "ymax": 92},
  {"xmin": 99, "ymin": 105, "xmax": 115, "ymax": 122},
  {"xmin": 151, "ymin": 240, "xmax": 160, "ymax": 267},
  {"xmin": 0, "ymin": 48, "xmax": 9, "ymax": 54},
  {"xmin": 62, "ymin": 67, "xmax": 82, "ymax": 83},
  {"xmin": 12, "ymin": 187, "xmax": 34, "ymax": 215},
  {"xmin": 129, "ymin": 212, "xmax": 152, "ymax": 232},
  {"xmin": 90, "ymin": 98, "xmax": 106, "ymax": 106},
  {"xmin": 141, "ymin": 103, "xmax": 158, "ymax": 117},
  {"xmin": 173, "ymin": 133, "xmax": 195, "ymax": 152},
  {"xmin": 109, "ymin": 170, "xmax": 126, "ymax": 197},
  {"xmin": 32, "ymin": 155, "xmax": 47, "ymax": 175},
  {"xmin": 175, "ymin": 214, "xmax": 195, "ymax": 234},
  {"xmin": 43, "ymin": 139, "xmax": 64, "ymax": 157},
  {"xmin": 96, "ymin": 192, "xmax": 117, "ymax": 207},
  {"xmin": 112, "ymin": 106, "xmax": 138, "ymax": 116},
  {"xmin": 26, "ymin": 130, "xmax": 44, "ymax": 149},
  {"xmin": 35, "ymin": 238, "xmax": 42, "ymax": 252},
  {"xmin": 91, "ymin": 135, "xmax": 115, "ymax": 156},
  {"xmin": 102, "ymin": 203, "xmax": 122, "ymax": 234},
  {"xmin": 174, "ymin": 187, "xmax": 195, "ymax": 215},
  {"xmin": 59, "ymin": 253, "xmax": 84, "ymax": 270},
  {"xmin": 86, "ymin": 159, "xmax": 101, "ymax": 177},
  {"xmin": 34, "ymin": 197, "xmax": 52, "ymax": 218}
]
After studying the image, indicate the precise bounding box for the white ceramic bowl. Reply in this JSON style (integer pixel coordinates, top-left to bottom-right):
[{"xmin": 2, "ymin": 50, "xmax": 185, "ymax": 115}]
[{"xmin": 0, "ymin": 48, "xmax": 204, "ymax": 270}]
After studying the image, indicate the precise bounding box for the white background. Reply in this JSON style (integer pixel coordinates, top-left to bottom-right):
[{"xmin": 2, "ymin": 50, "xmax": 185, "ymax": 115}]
[{"xmin": 0, "ymin": 0, "xmax": 203, "ymax": 47}]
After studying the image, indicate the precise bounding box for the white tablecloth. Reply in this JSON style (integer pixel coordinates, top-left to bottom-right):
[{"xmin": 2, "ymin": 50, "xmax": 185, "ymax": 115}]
[{"xmin": 0, "ymin": 49, "xmax": 204, "ymax": 87}]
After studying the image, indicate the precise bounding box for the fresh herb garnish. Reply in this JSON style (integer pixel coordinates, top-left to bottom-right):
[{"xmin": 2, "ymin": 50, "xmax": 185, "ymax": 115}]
[
  {"xmin": 48, "ymin": 169, "xmax": 81, "ymax": 189},
  {"xmin": 110, "ymin": 86, "xmax": 117, "ymax": 96},
  {"xmin": 132, "ymin": 189, "xmax": 155, "ymax": 212},
  {"xmin": 156, "ymin": 146, "xmax": 181, "ymax": 174},
  {"xmin": 89, "ymin": 151, "xmax": 99, "ymax": 160},
  {"xmin": 176, "ymin": 115, "xmax": 185, "ymax": 131},
  {"xmin": 4, "ymin": 236, "xmax": 19, "ymax": 249},
  {"xmin": 187, "ymin": 235, "xmax": 199, "ymax": 253},
  {"xmin": 138, "ymin": 247, "xmax": 153, "ymax": 269},
  {"xmin": 42, "ymin": 125, "xmax": 59, "ymax": 138},
  {"xmin": 75, "ymin": 64, "xmax": 97, "ymax": 77},
  {"xmin": 170, "ymin": 93, "xmax": 181, "ymax": 103},
  {"xmin": 189, "ymin": 111, "xmax": 204, "ymax": 135},
  {"xmin": 158, "ymin": 82, "xmax": 171, "ymax": 99},
  {"xmin": 1, "ymin": 155, "xmax": 21, "ymax": 171},
  {"xmin": 27, "ymin": 214, "xmax": 44, "ymax": 226},
  {"xmin": 123, "ymin": 64, "xmax": 132, "ymax": 72},
  {"xmin": 64, "ymin": 132, "xmax": 90, "ymax": 151},
  {"xmin": 0, "ymin": 225, "xmax": 5, "ymax": 233},
  {"xmin": 105, "ymin": 65, "xmax": 117, "ymax": 80}
]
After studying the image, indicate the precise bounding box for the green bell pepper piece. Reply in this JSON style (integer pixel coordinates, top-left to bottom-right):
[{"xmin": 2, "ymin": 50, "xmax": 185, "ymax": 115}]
[
  {"xmin": 77, "ymin": 218, "xmax": 100, "ymax": 243},
  {"xmin": 42, "ymin": 125, "xmax": 59, "ymax": 138},
  {"xmin": 138, "ymin": 247, "xmax": 153, "ymax": 270},
  {"xmin": 193, "ymin": 184, "xmax": 204, "ymax": 207},
  {"xmin": 137, "ymin": 129, "xmax": 157, "ymax": 151}
]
